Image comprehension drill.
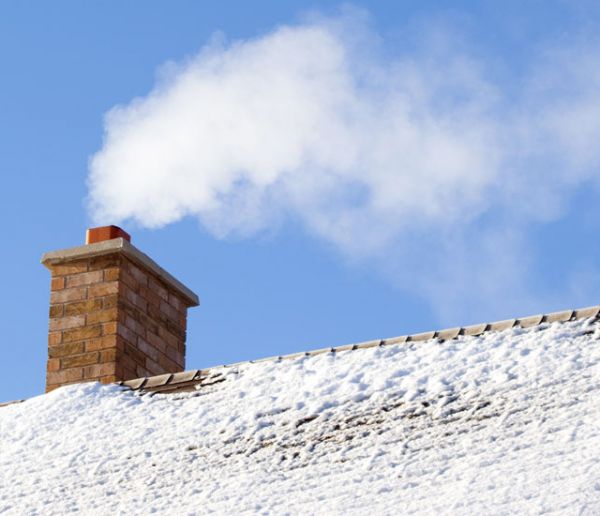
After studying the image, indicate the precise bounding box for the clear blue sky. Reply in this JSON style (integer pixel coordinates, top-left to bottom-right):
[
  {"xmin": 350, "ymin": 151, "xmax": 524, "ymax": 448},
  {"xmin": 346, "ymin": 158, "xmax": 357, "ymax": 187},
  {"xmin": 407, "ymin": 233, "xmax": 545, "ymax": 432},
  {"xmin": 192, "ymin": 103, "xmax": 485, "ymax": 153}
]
[{"xmin": 2, "ymin": 1, "xmax": 600, "ymax": 403}]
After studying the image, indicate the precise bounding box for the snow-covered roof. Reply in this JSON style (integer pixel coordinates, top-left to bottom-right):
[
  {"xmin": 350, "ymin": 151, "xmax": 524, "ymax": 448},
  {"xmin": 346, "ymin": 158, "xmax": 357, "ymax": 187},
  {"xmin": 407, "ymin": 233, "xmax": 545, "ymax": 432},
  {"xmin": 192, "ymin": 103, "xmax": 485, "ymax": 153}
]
[{"xmin": 1, "ymin": 305, "xmax": 600, "ymax": 513}]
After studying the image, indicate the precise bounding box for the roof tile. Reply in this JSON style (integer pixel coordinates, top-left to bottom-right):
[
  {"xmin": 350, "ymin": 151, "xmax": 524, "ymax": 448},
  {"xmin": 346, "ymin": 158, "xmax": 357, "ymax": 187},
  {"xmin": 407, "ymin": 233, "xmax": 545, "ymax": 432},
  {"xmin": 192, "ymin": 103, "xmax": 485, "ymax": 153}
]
[
  {"xmin": 573, "ymin": 306, "xmax": 600, "ymax": 320},
  {"xmin": 436, "ymin": 327, "xmax": 461, "ymax": 341},
  {"xmin": 143, "ymin": 373, "xmax": 172, "ymax": 389},
  {"xmin": 517, "ymin": 315, "xmax": 544, "ymax": 328},
  {"xmin": 460, "ymin": 323, "xmax": 487, "ymax": 336},
  {"xmin": 487, "ymin": 319, "xmax": 517, "ymax": 332},
  {"xmin": 170, "ymin": 370, "xmax": 200, "ymax": 384},
  {"xmin": 543, "ymin": 310, "xmax": 573, "ymax": 324}
]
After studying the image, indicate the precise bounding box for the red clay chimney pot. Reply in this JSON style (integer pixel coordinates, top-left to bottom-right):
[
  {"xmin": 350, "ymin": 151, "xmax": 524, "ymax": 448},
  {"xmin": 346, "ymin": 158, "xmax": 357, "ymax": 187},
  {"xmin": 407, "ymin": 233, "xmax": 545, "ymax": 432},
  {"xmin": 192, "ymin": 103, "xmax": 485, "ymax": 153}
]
[{"xmin": 86, "ymin": 225, "xmax": 131, "ymax": 245}]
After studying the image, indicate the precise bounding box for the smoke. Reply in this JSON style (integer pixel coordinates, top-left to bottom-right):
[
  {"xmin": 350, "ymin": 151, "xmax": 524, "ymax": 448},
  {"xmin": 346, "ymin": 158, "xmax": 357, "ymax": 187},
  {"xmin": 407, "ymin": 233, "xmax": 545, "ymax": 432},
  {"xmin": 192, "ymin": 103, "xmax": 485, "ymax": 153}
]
[{"xmin": 87, "ymin": 10, "xmax": 600, "ymax": 322}]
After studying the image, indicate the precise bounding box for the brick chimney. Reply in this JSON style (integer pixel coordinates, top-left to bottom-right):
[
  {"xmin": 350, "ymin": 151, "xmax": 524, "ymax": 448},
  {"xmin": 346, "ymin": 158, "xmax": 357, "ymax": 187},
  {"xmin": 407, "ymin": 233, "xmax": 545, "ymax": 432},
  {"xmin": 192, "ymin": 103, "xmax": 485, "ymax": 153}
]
[{"xmin": 41, "ymin": 226, "xmax": 199, "ymax": 392}]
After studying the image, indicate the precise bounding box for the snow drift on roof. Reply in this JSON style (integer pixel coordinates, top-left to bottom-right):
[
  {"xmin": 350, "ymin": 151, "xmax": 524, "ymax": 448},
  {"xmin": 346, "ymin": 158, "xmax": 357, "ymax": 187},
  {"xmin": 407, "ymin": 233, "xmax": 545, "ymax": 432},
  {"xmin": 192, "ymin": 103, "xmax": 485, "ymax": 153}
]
[{"xmin": 1, "ymin": 317, "xmax": 600, "ymax": 514}]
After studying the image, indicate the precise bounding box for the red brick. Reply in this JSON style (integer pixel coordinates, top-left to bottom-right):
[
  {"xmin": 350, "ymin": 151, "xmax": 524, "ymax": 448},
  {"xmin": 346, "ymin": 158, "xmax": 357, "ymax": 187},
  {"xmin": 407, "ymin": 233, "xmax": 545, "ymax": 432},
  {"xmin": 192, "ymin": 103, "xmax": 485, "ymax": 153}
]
[
  {"xmin": 117, "ymin": 324, "xmax": 137, "ymax": 345},
  {"xmin": 123, "ymin": 368, "xmax": 138, "ymax": 380},
  {"xmin": 51, "ymin": 277, "xmax": 65, "ymax": 291},
  {"xmin": 147, "ymin": 305, "xmax": 167, "ymax": 326},
  {"xmin": 146, "ymin": 331, "xmax": 167, "ymax": 354},
  {"xmin": 99, "ymin": 375, "xmax": 120, "ymax": 384},
  {"xmin": 49, "ymin": 304, "xmax": 64, "ymax": 318},
  {"xmin": 85, "ymin": 335, "xmax": 117, "ymax": 352},
  {"xmin": 47, "ymin": 368, "xmax": 84, "ymax": 385},
  {"xmin": 121, "ymin": 355, "xmax": 139, "ymax": 374},
  {"xmin": 50, "ymin": 287, "xmax": 87, "ymax": 304},
  {"xmin": 64, "ymin": 298, "xmax": 103, "ymax": 316},
  {"xmin": 160, "ymin": 300, "xmax": 179, "ymax": 323},
  {"xmin": 51, "ymin": 262, "xmax": 88, "ymax": 276},
  {"xmin": 165, "ymin": 345, "xmax": 184, "ymax": 366},
  {"xmin": 100, "ymin": 349, "xmax": 118, "ymax": 363},
  {"xmin": 157, "ymin": 353, "xmax": 179, "ymax": 372},
  {"xmin": 139, "ymin": 285, "xmax": 161, "ymax": 308},
  {"xmin": 113, "ymin": 363, "xmax": 124, "ymax": 378},
  {"xmin": 126, "ymin": 261, "xmax": 149, "ymax": 286},
  {"xmin": 125, "ymin": 315, "xmax": 146, "ymax": 338},
  {"xmin": 148, "ymin": 277, "xmax": 169, "ymax": 301},
  {"xmin": 102, "ymin": 321, "xmax": 118, "ymax": 335},
  {"xmin": 66, "ymin": 270, "xmax": 103, "ymax": 288},
  {"xmin": 119, "ymin": 270, "xmax": 138, "ymax": 292},
  {"xmin": 166, "ymin": 320, "xmax": 185, "ymax": 339},
  {"xmin": 124, "ymin": 343, "xmax": 147, "ymax": 367},
  {"xmin": 87, "ymin": 308, "xmax": 118, "ymax": 325},
  {"xmin": 49, "ymin": 342, "xmax": 85, "ymax": 358},
  {"xmin": 145, "ymin": 357, "xmax": 164, "ymax": 376},
  {"xmin": 88, "ymin": 281, "xmax": 119, "ymax": 298},
  {"xmin": 158, "ymin": 326, "xmax": 179, "ymax": 348},
  {"xmin": 136, "ymin": 365, "xmax": 150, "ymax": 378},
  {"xmin": 128, "ymin": 308, "xmax": 158, "ymax": 335},
  {"xmin": 88, "ymin": 255, "xmax": 120, "ymax": 271},
  {"xmin": 48, "ymin": 332, "xmax": 62, "ymax": 346},
  {"xmin": 121, "ymin": 283, "xmax": 147, "ymax": 311},
  {"xmin": 104, "ymin": 268, "xmax": 120, "ymax": 281},
  {"xmin": 137, "ymin": 338, "xmax": 159, "ymax": 361},
  {"xmin": 62, "ymin": 324, "xmax": 103, "ymax": 343},
  {"xmin": 61, "ymin": 352, "xmax": 99, "ymax": 369},
  {"xmin": 125, "ymin": 314, "xmax": 138, "ymax": 333},
  {"xmin": 102, "ymin": 294, "xmax": 119, "ymax": 309},
  {"xmin": 47, "ymin": 358, "xmax": 60, "ymax": 372},
  {"xmin": 114, "ymin": 335, "xmax": 127, "ymax": 351},
  {"xmin": 49, "ymin": 315, "xmax": 85, "ymax": 332},
  {"xmin": 169, "ymin": 293, "xmax": 187, "ymax": 312},
  {"xmin": 83, "ymin": 363, "xmax": 117, "ymax": 379}
]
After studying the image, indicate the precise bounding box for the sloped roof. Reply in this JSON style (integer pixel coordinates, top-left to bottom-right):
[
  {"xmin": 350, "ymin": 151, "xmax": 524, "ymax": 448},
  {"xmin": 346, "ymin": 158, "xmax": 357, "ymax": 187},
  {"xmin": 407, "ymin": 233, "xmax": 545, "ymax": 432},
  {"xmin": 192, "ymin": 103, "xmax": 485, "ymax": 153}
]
[
  {"xmin": 120, "ymin": 304, "xmax": 600, "ymax": 394},
  {"xmin": 2, "ymin": 306, "xmax": 599, "ymax": 513}
]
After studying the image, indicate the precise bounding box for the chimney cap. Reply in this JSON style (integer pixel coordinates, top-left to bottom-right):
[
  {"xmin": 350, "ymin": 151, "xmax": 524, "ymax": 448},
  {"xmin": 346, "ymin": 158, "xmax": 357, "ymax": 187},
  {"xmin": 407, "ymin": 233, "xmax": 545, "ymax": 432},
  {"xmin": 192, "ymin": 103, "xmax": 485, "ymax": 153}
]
[
  {"xmin": 86, "ymin": 225, "xmax": 131, "ymax": 245},
  {"xmin": 41, "ymin": 237, "xmax": 199, "ymax": 307}
]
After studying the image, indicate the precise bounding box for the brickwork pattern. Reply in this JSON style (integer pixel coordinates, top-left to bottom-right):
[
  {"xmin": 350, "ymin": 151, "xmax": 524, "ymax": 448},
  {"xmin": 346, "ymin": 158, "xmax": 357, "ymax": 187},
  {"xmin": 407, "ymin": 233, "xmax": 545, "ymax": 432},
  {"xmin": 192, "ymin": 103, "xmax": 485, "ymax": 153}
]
[{"xmin": 46, "ymin": 254, "xmax": 189, "ymax": 392}]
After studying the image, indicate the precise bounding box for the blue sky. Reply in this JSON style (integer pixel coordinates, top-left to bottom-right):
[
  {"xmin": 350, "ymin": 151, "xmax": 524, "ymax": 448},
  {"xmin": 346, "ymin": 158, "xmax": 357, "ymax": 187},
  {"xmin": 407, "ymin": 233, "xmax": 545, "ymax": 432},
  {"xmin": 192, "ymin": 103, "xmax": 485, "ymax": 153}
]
[{"xmin": 2, "ymin": 1, "xmax": 600, "ymax": 403}]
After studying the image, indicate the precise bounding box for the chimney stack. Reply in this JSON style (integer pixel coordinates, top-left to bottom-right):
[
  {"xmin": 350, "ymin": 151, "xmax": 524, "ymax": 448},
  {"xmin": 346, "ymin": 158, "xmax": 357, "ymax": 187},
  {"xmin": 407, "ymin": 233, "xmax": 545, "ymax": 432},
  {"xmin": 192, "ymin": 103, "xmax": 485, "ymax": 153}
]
[{"xmin": 41, "ymin": 226, "xmax": 199, "ymax": 392}]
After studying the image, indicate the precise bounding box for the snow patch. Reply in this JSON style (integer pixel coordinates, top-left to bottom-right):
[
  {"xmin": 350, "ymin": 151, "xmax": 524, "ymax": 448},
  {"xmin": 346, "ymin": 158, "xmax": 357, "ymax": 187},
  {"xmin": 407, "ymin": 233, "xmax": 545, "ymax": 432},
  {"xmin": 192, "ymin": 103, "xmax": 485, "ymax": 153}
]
[{"xmin": 1, "ymin": 319, "xmax": 600, "ymax": 514}]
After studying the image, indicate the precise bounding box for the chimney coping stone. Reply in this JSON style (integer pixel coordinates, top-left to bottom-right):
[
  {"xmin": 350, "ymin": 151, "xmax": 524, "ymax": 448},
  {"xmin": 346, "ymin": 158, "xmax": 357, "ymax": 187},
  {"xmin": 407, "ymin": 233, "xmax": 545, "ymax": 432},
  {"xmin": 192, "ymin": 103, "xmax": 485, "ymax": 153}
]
[{"xmin": 40, "ymin": 237, "xmax": 199, "ymax": 307}]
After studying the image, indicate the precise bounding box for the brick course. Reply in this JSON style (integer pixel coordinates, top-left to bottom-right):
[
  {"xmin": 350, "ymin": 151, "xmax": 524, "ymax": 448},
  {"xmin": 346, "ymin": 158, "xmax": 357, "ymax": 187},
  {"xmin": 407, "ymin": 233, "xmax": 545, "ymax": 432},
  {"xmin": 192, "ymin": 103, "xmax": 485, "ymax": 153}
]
[{"xmin": 44, "ymin": 250, "xmax": 195, "ymax": 392}]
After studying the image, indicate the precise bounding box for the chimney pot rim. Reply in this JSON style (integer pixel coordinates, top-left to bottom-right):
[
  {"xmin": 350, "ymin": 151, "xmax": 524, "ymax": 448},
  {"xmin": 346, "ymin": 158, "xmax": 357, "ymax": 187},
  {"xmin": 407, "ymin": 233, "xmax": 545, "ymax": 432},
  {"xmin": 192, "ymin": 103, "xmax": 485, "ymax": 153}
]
[{"xmin": 86, "ymin": 225, "xmax": 131, "ymax": 245}]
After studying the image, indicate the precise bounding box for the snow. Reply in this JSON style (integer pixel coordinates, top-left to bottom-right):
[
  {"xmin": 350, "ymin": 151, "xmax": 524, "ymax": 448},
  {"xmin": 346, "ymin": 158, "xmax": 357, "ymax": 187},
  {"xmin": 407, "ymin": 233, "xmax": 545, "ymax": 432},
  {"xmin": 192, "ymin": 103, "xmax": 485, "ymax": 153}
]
[{"xmin": 1, "ymin": 318, "xmax": 600, "ymax": 515}]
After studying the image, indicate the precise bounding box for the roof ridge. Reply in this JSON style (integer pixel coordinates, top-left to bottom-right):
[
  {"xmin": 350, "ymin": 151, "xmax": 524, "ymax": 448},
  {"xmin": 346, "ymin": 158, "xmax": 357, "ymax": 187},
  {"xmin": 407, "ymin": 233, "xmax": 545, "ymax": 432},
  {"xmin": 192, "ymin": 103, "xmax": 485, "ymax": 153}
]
[{"xmin": 120, "ymin": 304, "xmax": 600, "ymax": 393}]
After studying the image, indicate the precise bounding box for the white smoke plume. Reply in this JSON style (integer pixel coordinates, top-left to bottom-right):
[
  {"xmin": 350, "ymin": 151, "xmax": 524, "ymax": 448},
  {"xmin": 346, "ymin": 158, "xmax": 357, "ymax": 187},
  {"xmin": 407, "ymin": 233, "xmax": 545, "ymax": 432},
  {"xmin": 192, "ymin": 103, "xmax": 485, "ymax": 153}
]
[{"xmin": 87, "ymin": 10, "xmax": 600, "ymax": 322}]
